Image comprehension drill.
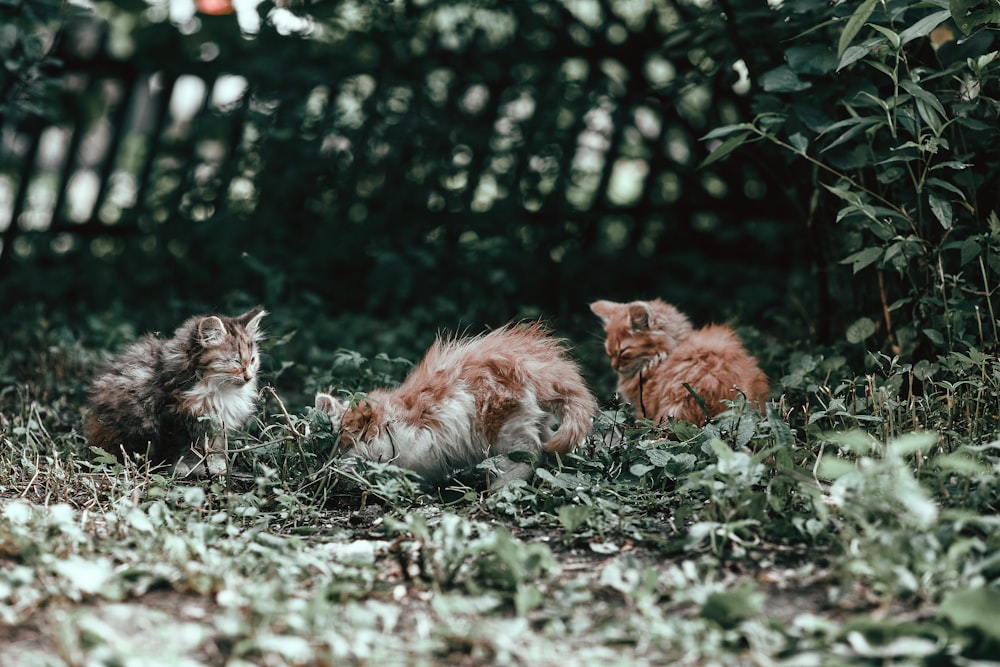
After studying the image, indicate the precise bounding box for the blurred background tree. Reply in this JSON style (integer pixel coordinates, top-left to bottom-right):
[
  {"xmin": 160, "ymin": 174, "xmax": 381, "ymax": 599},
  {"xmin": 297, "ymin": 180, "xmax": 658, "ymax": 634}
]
[{"xmin": 0, "ymin": 0, "xmax": 997, "ymax": 379}]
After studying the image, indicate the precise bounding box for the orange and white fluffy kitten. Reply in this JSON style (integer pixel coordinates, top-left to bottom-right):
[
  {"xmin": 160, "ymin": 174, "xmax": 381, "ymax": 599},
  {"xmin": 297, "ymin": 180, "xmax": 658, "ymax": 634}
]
[
  {"xmin": 314, "ymin": 322, "xmax": 597, "ymax": 488},
  {"xmin": 590, "ymin": 299, "xmax": 769, "ymax": 426}
]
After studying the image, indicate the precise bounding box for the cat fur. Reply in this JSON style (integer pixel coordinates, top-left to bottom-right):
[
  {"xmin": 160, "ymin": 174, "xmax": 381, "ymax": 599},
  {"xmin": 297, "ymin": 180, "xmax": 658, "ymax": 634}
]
[
  {"xmin": 590, "ymin": 299, "xmax": 768, "ymax": 426},
  {"xmin": 315, "ymin": 321, "xmax": 597, "ymax": 488},
  {"xmin": 84, "ymin": 307, "xmax": 266, "ymax": 476}
]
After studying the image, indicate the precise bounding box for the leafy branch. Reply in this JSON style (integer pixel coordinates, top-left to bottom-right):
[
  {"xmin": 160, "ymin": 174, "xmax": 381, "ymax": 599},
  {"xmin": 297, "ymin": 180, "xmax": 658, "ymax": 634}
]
[{"xmin": 700, "ymin": 120, "xmax": 915, "ymax": 226}]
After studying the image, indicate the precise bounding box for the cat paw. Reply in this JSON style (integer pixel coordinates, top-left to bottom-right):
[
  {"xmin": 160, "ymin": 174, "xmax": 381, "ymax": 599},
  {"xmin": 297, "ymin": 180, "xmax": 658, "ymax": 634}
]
[
  {"xmin": 206, "ymin": 452, "xmax": 228, "ymax": 478},
  {"xmin": 173, "ymin": 457, "xmax": 202, "ymax": 478},
  {"xmin": 487, "ymin": 461, "xmax": 536, "ymax": 490},
  {"xmin": 174, "ymin": 451, "xmax": 228, "ymax": 479}
]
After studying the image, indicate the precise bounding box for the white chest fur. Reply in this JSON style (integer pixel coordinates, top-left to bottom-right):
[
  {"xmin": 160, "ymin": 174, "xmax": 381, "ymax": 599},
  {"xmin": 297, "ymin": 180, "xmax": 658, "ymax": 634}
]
[{"xmin": 181, "ymin": 377, "xmax": 258, "ymax": 430}]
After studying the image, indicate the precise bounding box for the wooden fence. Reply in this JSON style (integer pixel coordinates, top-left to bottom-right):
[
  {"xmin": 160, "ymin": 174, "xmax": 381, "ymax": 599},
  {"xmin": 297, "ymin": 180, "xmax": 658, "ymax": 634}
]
[{"xmin": 0, "ymin": 4, "xmax": 805, "ymax": 330}]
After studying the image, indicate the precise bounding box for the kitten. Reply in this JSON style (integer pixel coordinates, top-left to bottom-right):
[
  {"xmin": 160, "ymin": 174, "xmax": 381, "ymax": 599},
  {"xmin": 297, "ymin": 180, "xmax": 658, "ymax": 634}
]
[
  {"xmin": 84, "ymin": 307, "xmax": 267, "ymax": 477},
  {"xmin": 590, "ymin": 299, "xmax": 768, "ymax": 426},
  {"xmin": 314, "ymin": 322, "xmax": 597, "ymax": 488}
]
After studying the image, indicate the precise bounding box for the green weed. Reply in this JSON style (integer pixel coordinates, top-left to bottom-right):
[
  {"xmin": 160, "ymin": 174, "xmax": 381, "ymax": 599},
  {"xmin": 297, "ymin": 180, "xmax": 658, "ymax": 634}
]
[{"xmin": 2, "ymin": 317, "xmax": 1000, "ymax": 664}]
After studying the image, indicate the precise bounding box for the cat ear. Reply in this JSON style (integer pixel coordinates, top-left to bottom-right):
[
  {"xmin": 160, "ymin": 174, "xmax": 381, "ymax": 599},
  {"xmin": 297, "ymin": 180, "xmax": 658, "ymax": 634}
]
[
  {"xmin": 197, "ymin": 316, "xmax": 227, "ymax": 347},
  {"xmin": 589, "ymin": 300, "xmax": 619, "ymax": 326},
  {"xmin": 235, "ymin": 307, "xmax": 267, "ymax": 338},
  {"xmin": 628, "ymin": 302, "xmax": 654, "ymax": 332}
]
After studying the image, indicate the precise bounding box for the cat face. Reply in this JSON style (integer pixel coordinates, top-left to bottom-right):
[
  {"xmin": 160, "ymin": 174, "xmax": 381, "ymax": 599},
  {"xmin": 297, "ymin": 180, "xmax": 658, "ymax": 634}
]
[
  {"xmin": 590, "ymin": 299, "xmax": 692, "ymax": 376},
  {"xmin": 196, "ymin": 307, "xmax": 267, "ymax": 388}
]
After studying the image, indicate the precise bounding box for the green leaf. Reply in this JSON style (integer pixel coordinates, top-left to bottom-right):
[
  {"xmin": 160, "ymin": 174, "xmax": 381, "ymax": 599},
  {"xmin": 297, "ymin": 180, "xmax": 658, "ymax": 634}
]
[
  {"xmin": 53, "ymin": 556, "xmax": 114, "ymax": 596},
  {"xmin": 865, "ymin": 60, "xmax": 897, "ymax": 81},
  {"xmin": 817, "ymin": 455, "xmax": 856, "ymax": 480},
  {"xmin": 533, "ymin": 467, "xmax": 572, "ymax": 489},
  {"xmin": 826, "ymin": 430, "xmax": 878, "ymax": 454},
  {"xmin": 960, "ymin": 237, "xmax": 981, "ymax": 266},
  {"xmin": 126, "ymin": 508, "xmax": 155, "ymax": 533},
  {"xmin": 701, "ymin": 583, "xmax": 764, "ymax": 629},
  {"xmin": 252, "ymin": 636, "xmax": 313, "ymax": 662},
  {"xmin": 868, "ymin": 23, "xmax": 900, "ymax": 50},
  {"xmin": 701, "ymin": 123, "xmax": 755, "ymax": 141},
  {"xmin": 915, "ymin": 98, "xmax": 944, "ymax": 135},
  {"xmin": 934, "ymin": 452, "xmax": 990, "ymax": 475},
  {"xmin": 630, "ymin": 462, "xmax": 655, "ymax": 477},
  {"xmin": 646, "ymin": 450, "xmax": 697, "ymax": 478},
  {"xmin": 839, "ymin": 0, "xmax": 880, "ymax": 56},
  {"xmin": 841, "ymin": 247, "xmax": 882, "ymax": 273},
  {"xmin": 700, "ymin": 132, "xmax": 753, "ymax": 168},
  {"xmin": 857, "ymin": 90, "xmax": 891, "ymax": 112},
  {"xmin": 734, "ymin": 414, "xmax": 756, "ymax": 448},
  {"xmin": 939, "ymin": 587, "xmax": 1000, "ymax": 639},
  {"xmin": 759, "ymin": 65, "xmax": 813, "ymax": 92},
  {"xmin": 789, "ymin": 132, "xmax": 809, "ymax": 153},
  {"xmin": 887, "ymin": 431, "xmax": 938, "ymax": 456},
  {"xmin": 846, "ymin": 316, "xmax": 876, "ymax": 343},
  {"xmin": 824, "ymin": 185, "xmax": 878, "ymax": 221},
  {"xmin": 508, "ymin": 449, "xmax": 540, "ymax": 465},
  {"xmin": 899, "ymin": 9, "xmax": 952, "ymax": 44},
  {"xmin": 767, "ymin": 406, "xmax": 796, "ymax": 452},
  {"xmin": 816, "ymin": 454, "xmax": 858, "ymax": 480},
  {"xmin": 930, "ymin": 161, "xmax": 972, "ymax": 172},
  {"xmin": 818, "ymin": 116, "xmax": 882, "ymax": 153},
  {"xmin": 708, "ymin": 437, "xmax": 735, "ymax": 462},
  {"xmin": 928, "ymin": 192, "xmax": 953, "ymax": 229},
  {"xmin": 646, "ymin": 448, "xmax": 676, "ymax": 467},
  {"xmin": 514, "ymin": 583, "xmax": 544, "ymax": 615},
  {"xmin": 838, "ymin": 37, "xmax": 884, "ymax": 70},
  {"xmin": 951, "ymin": 0, "xmax": 1000, "ymax": 34},
  {"xmin": 557, "ymin": 504, "xmax": 593, "ymax": 532},
  {"xmin": 785, "ymin": 45, "xmax": 839, "ymax": 75},
  {"xmin": 925, "ymin": 177, "xmax": 969, "ymax": 201},
  {"xmin": 821, "ymin": 118, "xmax": 881, "ymax": 153},
  {"xmin": 923, "ymin": 328, "xmax": 945, "ymax": 345},
  {"xmin": 900, "ymin": 79, "xmax": 947, "ymax": 118}
]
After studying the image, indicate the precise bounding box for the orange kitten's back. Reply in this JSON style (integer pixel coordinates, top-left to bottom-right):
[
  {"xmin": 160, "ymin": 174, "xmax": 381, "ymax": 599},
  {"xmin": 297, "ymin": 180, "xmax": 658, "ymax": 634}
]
[
  {"xmin": 316, "ymin": 321, "xmax": 597, "ymax": 487},
  {"xmin": 396, "ymin": 322, "xmax": 596, "ymax": 454},
  {"xmin": 645, "ymin": 324, "xmax": 769, "ymax": 424}
]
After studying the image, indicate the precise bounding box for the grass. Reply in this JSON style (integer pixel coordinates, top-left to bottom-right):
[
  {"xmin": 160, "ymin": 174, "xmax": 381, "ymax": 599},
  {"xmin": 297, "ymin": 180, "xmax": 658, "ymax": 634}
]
[{"xmin": 2, "ymin": 310, "xmax": 1000, "ymax": 666}]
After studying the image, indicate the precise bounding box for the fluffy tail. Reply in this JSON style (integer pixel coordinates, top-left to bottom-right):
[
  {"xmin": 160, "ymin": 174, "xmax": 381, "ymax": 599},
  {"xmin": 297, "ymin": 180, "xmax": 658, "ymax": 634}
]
[{"xmin": 543, "ymin": 388, "xmax": 598, "ymax": 455}]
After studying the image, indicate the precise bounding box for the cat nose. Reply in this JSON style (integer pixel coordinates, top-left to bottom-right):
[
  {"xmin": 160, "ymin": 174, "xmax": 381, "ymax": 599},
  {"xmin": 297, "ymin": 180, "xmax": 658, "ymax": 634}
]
[{"xmin": 242, "ymin": 369, "xmax": 253, "ymax": 382}]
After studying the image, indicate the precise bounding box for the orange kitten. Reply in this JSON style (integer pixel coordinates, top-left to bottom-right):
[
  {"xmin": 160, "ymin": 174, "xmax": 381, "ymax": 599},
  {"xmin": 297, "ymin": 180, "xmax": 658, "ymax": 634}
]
[
  {"xmin": 590, "ymin": 299, "xmax": 768, "ymax": 426},
  {"xmin": 315, "ymin": 322, "xmax": 597, "ymax": 488}
]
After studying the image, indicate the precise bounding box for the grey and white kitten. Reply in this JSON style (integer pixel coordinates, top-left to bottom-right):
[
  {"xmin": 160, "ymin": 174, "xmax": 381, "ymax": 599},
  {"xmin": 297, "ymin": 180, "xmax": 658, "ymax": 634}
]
[{"xmin": 84, "ymin": 307, "xmax": 266, "ymax": 476}]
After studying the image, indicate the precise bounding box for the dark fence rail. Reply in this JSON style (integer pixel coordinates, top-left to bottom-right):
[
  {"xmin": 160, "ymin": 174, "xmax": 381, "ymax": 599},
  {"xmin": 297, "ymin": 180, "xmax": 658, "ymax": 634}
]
[{"xmin": 0, "ymin": 2, "xmax": 815, "ymax": 341}]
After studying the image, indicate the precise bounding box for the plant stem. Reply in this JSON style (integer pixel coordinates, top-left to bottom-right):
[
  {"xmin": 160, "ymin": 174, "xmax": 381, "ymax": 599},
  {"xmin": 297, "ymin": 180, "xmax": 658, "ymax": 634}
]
[{"xmin": 755, "ymin": 127, "xmax": 913, "ymax": 223}]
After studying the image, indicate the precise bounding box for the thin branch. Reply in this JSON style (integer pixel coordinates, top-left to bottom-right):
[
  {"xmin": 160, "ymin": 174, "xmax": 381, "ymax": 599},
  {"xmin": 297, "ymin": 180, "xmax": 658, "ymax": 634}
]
[{"xmin": 753, "ymin": 126, "xmax": 914, "ymax": 224}]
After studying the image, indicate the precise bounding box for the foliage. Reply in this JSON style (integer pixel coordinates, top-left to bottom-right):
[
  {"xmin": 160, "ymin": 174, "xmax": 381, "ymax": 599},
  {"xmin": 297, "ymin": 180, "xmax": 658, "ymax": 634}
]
[
  {"xmin": 2, "ymin": 1, "xmax": 996, "ymax": 364},
  {"xmin": 0, "ymin": 0, "xmax": 872, "ymax": 349},
  {"xmin": 705, "ymin": 0, "xmax": 1000, "ymax": 357},
  {"xmin": 2, "ymin": 0, "xmax": 1000, "ymax": 662},
  {"xmin": 2, "ymin": 317, "xmax": 1000, "ymax": 664},
  {"xmin": 0, "ymin": 0, "xmax": 70, "ymax": 126}
]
